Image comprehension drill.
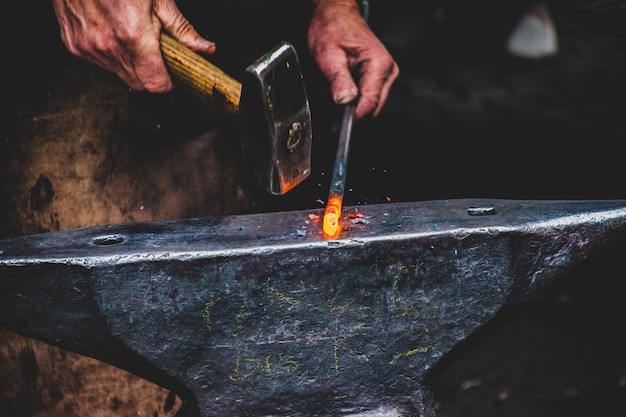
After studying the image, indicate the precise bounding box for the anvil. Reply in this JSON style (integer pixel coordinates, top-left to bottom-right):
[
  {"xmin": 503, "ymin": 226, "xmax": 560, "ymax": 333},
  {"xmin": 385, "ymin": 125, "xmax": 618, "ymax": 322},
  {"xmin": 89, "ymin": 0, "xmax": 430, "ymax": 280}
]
[{"xmin": 1, "ymin": 198, "xmax": 626, "ymax": 416}]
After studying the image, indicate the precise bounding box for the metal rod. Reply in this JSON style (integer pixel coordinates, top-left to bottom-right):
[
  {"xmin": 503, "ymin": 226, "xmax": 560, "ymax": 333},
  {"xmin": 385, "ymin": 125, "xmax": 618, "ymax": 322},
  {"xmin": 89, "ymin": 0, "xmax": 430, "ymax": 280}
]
[
  {"xmin": 322, "ymin": 0, "xmax": 368, "ymax": 237},
  {"xmin": 323, "ymin": 102, "xmax": 356, "ymax": 237}
]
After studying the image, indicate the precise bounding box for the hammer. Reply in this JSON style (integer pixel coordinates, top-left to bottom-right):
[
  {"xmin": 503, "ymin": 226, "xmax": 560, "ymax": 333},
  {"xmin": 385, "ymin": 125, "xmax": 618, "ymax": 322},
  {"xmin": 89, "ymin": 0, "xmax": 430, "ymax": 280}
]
[{"xmin": 159, "ymin": 33, "xmax": 312, "ymax": 195}]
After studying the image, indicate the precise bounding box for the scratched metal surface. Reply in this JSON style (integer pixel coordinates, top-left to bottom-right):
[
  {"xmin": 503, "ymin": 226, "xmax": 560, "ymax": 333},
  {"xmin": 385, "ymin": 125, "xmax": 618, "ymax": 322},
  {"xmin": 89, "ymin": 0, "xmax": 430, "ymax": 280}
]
[{"xmin": 2, "ymin": 198, "xmax": 626, "ymax": 416}]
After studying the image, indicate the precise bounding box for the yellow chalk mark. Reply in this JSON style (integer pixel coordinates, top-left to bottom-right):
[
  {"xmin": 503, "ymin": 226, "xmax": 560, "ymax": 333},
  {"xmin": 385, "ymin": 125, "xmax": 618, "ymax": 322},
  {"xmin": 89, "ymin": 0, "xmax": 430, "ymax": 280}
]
[
  {"xmin": 264, "ymin": 285, "xmax": 298, "ymax": 309},
  {"xmin": 229, "ymin": 351, "xmax": 261, "ymax": 382},
  {"xmin": 279, "ymin": 353, "xmax": 298, "ymax": 373},
  {"xmin": 394, "ymin": 310, "xmax": 408, "ymax": 318},
  {"xmin": 416, "ymin": 328, "xmax": 430, "ymax": 337},
  {"xmin": 202, "ymin": 297, "xmax": 225, "ymax": 328},
  {"xmin": 202, "ymin": 301, "xmax": 214, "ymax": 327},
  {"xmin": 228, "ymin": 354, "xmax": 241, "ymax": 381},
  {"xmin": 406, "ymin": 347, "xmax": 424, "ymax": 356},
  {"xmin": 407, "ymin": 344, "xmax": 439, "ymax": 357},
  {"xmin": 393, "ymin": 343, "xmax": 440, "ymax": 360},
  {"xmin": 235, "ymin": 303, "xmax": 245, "ymax": 328},
  {"xmin": 265, "ymin": 354, "xmax": 272, "ymax": 375}
]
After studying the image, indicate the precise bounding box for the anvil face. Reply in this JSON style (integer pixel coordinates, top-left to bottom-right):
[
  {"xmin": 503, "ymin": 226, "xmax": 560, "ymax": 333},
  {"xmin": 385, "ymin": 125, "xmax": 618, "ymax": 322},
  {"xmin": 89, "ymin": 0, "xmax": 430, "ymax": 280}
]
[{"xmin": 2, "ymin": 199, "xmax": 626, "ymax": 416}]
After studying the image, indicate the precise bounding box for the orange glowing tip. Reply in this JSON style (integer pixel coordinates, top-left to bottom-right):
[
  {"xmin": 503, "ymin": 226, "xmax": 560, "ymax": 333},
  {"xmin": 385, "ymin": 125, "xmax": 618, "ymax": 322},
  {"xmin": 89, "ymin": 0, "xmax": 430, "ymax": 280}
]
[{"xmin": 323, "ymin": 195, "xmax": 343, "ymax": 237}]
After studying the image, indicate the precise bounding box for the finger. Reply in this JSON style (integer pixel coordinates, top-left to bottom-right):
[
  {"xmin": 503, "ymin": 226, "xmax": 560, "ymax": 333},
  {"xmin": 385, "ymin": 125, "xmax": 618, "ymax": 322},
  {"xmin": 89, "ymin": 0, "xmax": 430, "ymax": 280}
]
[
  {"xmin": 154, "ymin": 0, "xmax": 216, "ymax": 55},
  {"xmin": 332, "ymin": 70, "xmax": 360, "ymax": 105},
  {"xmin": 312, "ymin": 43, "xmax": 359, "ymax": 104},
  {"xmin": 112, "ymin": 62, "xmax": 146, "ymax": 91},
  {"xmin": 374, "ymin": 61, "xmax": 400, "ymax": 117},
  {"xmin": 354, "ymin": 58, "xmax": 400, "ymax": 120},
  {"xmin": 369, "ymin": 60, "xmax": 400, "ymax": 118},
  {"xmin": 132, "ymin": 36, "xmax": 174, "ymax": 93},
  {"xmin": 353, "ymin": 64, "xmax": 383, "ymax": 120}
]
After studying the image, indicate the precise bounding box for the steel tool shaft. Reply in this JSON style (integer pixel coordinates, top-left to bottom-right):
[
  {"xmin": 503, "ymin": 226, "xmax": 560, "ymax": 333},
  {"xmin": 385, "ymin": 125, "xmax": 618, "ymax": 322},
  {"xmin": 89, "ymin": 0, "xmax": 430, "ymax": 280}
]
[{"xmin": 322, "ymin": 0, "xmax": 368, "ymax": 237}]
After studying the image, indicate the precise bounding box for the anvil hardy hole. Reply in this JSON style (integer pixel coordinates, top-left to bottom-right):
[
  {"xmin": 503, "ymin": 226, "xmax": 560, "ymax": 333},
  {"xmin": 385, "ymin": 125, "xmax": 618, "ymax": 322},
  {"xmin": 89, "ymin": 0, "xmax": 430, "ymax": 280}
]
[
  {"xmin": 467, "ymin": 206, "xmax": 496, "ymax": 216},
  {"xmin": 92, "ymin": 234, "xmax": 126, "ymax": 246}
]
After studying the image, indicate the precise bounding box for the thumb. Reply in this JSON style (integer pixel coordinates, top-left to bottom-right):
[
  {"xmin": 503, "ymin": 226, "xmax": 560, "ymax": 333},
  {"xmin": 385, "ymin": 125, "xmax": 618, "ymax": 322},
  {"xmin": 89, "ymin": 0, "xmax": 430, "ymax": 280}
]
[
  {"xmin": 315, "ymin": 47, "xmax": 359, "ymax": 105},
  {"xmin": 329, "ymin": 68, "xmax": 359, "ymax": 105},
  {"xmin": 153, "ymin": 0, "xmax": 215, "ymax": 55}
]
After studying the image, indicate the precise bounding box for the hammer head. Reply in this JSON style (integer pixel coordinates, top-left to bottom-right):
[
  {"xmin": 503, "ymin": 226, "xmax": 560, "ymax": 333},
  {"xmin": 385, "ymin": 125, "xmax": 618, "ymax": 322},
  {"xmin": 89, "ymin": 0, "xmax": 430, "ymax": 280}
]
[{"xmin": 239, "ymin": 41, "xmax": 312, "ymax": 195}]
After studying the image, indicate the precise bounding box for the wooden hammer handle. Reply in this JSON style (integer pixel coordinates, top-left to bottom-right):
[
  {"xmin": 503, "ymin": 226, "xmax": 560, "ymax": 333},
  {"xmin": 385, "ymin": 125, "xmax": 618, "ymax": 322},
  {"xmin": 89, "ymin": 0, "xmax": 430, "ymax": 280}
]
[{"xmin": 160, "ymin": 32, "xmax": 242, "ymax": 119}]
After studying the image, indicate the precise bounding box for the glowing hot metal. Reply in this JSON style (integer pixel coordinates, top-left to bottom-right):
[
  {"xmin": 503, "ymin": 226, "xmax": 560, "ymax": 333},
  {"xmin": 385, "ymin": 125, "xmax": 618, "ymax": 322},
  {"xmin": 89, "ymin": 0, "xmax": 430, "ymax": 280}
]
[{"xmin": 323, "ymin": 195, "xmax": 343, "ymax": 237}]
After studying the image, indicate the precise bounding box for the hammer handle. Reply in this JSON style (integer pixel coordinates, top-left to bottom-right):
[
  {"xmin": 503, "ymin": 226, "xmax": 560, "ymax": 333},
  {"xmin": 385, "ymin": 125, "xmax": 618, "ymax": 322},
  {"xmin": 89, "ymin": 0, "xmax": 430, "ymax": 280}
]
[{"xmin": 160, "ymin": 32, "xmax": 241, "ymax": 119}]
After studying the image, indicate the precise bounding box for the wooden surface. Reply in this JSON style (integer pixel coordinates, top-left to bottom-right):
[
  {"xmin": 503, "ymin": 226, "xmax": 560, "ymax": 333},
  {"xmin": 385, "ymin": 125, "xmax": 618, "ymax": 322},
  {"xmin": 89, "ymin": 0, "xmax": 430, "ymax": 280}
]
[{"xmin": 0, "ymin": 329, "xmax": 182, "ymax": 417}]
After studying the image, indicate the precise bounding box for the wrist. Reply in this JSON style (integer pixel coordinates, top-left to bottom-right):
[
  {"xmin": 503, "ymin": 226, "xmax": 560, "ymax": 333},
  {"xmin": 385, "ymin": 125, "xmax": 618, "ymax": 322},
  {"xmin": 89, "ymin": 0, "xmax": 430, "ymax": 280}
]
[{"xmin": 312, "ymin": 0, "xmax": 360, "ymax": 12}]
